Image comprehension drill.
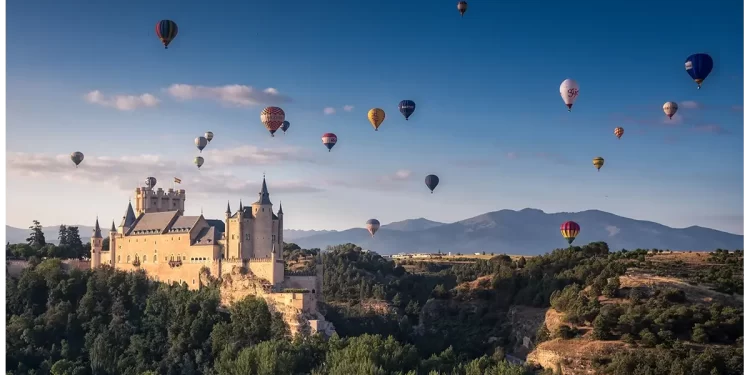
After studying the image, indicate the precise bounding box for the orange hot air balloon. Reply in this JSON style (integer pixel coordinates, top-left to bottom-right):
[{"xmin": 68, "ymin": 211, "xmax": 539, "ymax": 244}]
[{"xmin": 368, "ymin": 108, "xmax": 385, "ymax": 131}]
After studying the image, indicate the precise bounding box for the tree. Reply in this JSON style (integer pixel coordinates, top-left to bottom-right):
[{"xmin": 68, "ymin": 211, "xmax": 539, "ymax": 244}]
[
  {"xmin": 517, "ymin": 256, "xmax": 527, "ymax": 269},
  {"xmin": 65, "ymin": 226, "xmax": 84, "ymax": 257},
  {"xmin": 592, "ymin": 315, "xmax": 609, "ymax": 340},
  {"xmin": 27, "ymin": 220, "xmax": 46, "ymax": 248},
  {"xmin": 602, "ymin": 277, "xmax": 620, "ymax": 298}
]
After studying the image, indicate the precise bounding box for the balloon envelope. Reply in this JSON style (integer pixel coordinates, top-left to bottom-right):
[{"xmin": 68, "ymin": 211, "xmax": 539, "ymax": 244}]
[
  {"xmin": 261, "ymin": 107, "xmax": 286, "ymax": 137},
  {"xmin": 322, "ymin": 133, "xmax": 338, "ymax": 151},
  {"xmin": 145, "ymin": 177, "xmax": 157, "ymax": 188},
  {"xmin": 425, "ymin": 174, "xmax": 440, "ymax": 193},
  {"xmin": 70, "ymin": 151, "xmax": 84, "ymax": 167},
  {"xmin": 663, "ymin": 102, "xmax": 678, "ymax": 119},
  {"xmin": 685, "ymin": 53, "xmax": 714, "ymax": 89},
  {"xmin": 366, "ymin": 219, "xmax": 381, "ymax": 237},
  {"xmin": 559, "ymin": 79, "xmax": 580, "ymax": 111},
  {"xmin": 195, "ymin": 136, "xmax": 208, "ymax": 152},
  {"xmin": 593, "ymin": 157, "xmax": 604, "ymax": 171},
  {"xmin": 614, "ymin": 127, "xmax": 624, "ymax": 139},
  {"xmin": 368, "ymin": 108, "xmax": 386, "ymax": 131},
  {"xmin": 155, "ymin": 20, "xmax": 178, "ymax": 49},
  {"xmin": 205, "ymin": 132, "xmax": 214, "ymax": 142},
  {"xmin": 194, "ymin": 156, "xmax": 204, "ymax": 169},
  {"xmin": 398, "ymin": 100, "xmax": 416, "ymax": 120},
  {"xmin": 560, "ymin": 221, "xmax": 580, "ymax": 245},
  {"xmin": 457, "ymin": 1, "xmax": 468, "ymax": 16},
  {"xmin": 281, "ymin": 121, "xmax": 291, "ymax": 133}
]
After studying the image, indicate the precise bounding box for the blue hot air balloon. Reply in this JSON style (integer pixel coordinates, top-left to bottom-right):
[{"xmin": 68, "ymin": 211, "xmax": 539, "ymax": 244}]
[
  {"xmin": 281, "ymin": 121, "xmax": 290, "ymax": 134},
  {"xmin": 685, "ymin": 53, "xmax": 714, "ymax": 89},
  {"xmin": 398, "ymin": 100, "xmax": 416, "ymax": 120},
  {"xmin": 425, "ymin": 174, "xmax": 439, "ymax": 194}
]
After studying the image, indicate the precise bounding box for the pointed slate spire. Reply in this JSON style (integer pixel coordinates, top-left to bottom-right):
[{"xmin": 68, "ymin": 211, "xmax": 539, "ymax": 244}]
[
  {"xmin": 120, "ymin": 201, "xmax": 136, "ymax": 228},
  {"xmin": 278, "ymin": 201, "xmax": 283, "ymax": 215},
  {"xmin": 93, "ymin": 217, "xmax": 103, "ymax": 239},
  {"xmin": 239, "ymin": 199, "xmax": 243, "ymax": 210},
  {"xmin": 110, "ymin": 221, "xmax": 116, "ymax": 232},
  {"xmin": 255, "ymin": 175, "xmax": 272, "ymax": 205},
  {"xmin": 226, "ymin": 201, "xmax": 231, "ymax": 215}
]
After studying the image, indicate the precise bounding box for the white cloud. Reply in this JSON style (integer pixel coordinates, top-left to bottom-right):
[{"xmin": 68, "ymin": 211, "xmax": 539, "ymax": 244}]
[
  {"xmin": 342, "ymin": 105, "xmax": 354, "ymax": 112},
  {"xmin": 679, "ymin": 101, "xmax": 700, "ymax": 109},
  {"xmin": 605, "ymin": 225, "xmax": 621, "ymax": 237},
  {"xmin": 165, "ymin": 84, "xmax": 291, "ymax": 107},
  {"xmin": 323, "ymin": 107, "xmax": 336, "ymax": 115},
  {"xmin": 7, "ymin": 149, "xmax": 323, "ymax": 195},
  {"xmin": 84, "ymin": 90, "xmax": 160, "ymax": 111},
  {"xmin": 203, "ymin": 145, "xmax": 319, "ymax": 166}
]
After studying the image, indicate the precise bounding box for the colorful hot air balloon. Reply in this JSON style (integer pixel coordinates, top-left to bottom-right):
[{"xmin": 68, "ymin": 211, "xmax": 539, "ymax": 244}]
[
  {"xmin": 145, "ymin": 177, "xmax": 157, "ymax": 188},
  {"xmin": 560, "ymin": 221, "xmax": 580, "ymax": 245},
  {"xmin": 280, "ymin": 121, "xmax": 291, "ymax": 134},
  {"xmin": 70, "ymin": 151, "xmax": 84, "ymax": 168},
  {"xmin": 593, "ymin": 157, "xmax": 604, "ymax": 171},
  {"xmin": 194, "ymin": 156, "xmax": 204, "ymax": 169},
  {"xmin": 685, "ymin": 53, "xmax": 714, "ymax": 89},
  {"xmin": 322, "ymin": 133, "xmax": 338, "ymax": 152},
  {"xmin": 155, "ymin": 20, "xmax": 179, "ymax": 49},
  {"xmin": 398, "ymin": 100, "xmax": 416, "ymax": 120},
  {"xmin": 195, "ymin": 136, "xmax": 208, "ymax": 152},
  {"xmin": 366, "ymin": 219, "xmax": 381, "ymax": 237},
  {"xmin": 559, "ymin": 79, "xmax": 580, "ymax": 111},
  {"xmin": 663, "ymin": 102, "xmax": 678, "ymax": 119},
  {"xmin": 425, "ymin": 174, "xmax": 440, "ymax": 193},
  {"xmin": 614, "ymin": 127, "xmax": 624, "ymax": 140},
  {"xmin": 368, "ymin": 108, "xmax": 385, "ymax": 131},
  {"xmin": 457, "ymin": 1, "xmax": 468, "ymax": 16},
  {"xmin": 205, "ymin": 132, "xmax": 214, "ymax": 143},
  {"xmin": 261, "ymin": 107, "xmax": 286, "ymax": 137}
]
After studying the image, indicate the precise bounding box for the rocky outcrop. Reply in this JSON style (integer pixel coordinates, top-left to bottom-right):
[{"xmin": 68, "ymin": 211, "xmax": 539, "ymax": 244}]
[{"xmin": 527, "ymin": 338, "xmax": 628, "ymax": 375}]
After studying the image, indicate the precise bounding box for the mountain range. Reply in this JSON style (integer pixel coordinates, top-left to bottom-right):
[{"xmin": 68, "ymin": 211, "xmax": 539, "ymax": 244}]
[{"xmin": 6, "ymin": 209, "xmax": 743, "ymax": 255}]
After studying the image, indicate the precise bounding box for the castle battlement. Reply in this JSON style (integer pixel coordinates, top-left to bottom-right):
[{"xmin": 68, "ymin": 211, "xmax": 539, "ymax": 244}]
[{"xmin": 247, "ymin": 257, "xmax": 274, "ymax": 263}]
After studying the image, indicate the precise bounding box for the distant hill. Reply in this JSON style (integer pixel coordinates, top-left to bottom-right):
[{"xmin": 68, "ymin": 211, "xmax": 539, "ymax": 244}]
[
  {"xmin": 290, "ymin": 208, "xmax": 744, "ymax": 255},
  {"xmin": 6, "ymin": 225, "xmax": 96, "ymax": 245},
  {"xmin": 381, "ymin": 218, "xmax": 445, "ymax": 232},
  {"xmin": 283, "ymin": 229, "xmax": 336, "ymax": 241}
]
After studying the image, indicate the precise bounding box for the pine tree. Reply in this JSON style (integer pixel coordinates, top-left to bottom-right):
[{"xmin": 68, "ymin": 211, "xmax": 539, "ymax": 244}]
[{"xmin": 26, "ymin": 220, "xmax": 46, "ymax": 248}]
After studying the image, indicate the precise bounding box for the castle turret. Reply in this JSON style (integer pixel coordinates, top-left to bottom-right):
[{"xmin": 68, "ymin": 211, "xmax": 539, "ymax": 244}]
[
  {"xmin": 91, "ymin": 217, "xmax": 103, "ymax": 269},
  {"xmin": 277, "ymin": 202, "xmax": 284, "ymax": 247},
  {"xmin": 109, "ymin": 220, "xmax": 117, "ymax": 266},
  {"xmin": 225, "ymin": 201, "xmax": 231, "ymax": 219},
  {"xmin": 251, "ymin": 176, "xmax": 274, "ymax": 258}
]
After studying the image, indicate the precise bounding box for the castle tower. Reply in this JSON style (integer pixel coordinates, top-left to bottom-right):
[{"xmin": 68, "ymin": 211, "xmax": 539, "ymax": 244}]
[
  {"xmin": 277, "ymin": 202, "xmax": 284, "ymax": 252},
  {"xmin": 109, "ymin": 221, "xmax": 117, "ymax": 266},
  {"xmin": 134, "ymin": 182, "xmax": 186, "ymax": 215},
  {"xmin": 250, "ymin": 176, "xmax": 274, "ymax": 258},
  {"xmin": 91, "ymin": 217, "xmax": 103, "ymax": 269},
  {"xmin": 119, "ymin": 201, "xmax": 137, "ymax": 234}
]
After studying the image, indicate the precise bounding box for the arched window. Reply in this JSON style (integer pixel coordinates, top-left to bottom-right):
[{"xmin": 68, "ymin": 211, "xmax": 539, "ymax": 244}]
[
  {"xmin": 153, "ymin": 254, "xmax": 157, "ymax": 262},
  {"xmin": 117, "ymin": 255, "xmax": 121, "ymax": 263},
  {"xmin": 127, "ymin": 255, "xmax": 131, "ymax": 262}
]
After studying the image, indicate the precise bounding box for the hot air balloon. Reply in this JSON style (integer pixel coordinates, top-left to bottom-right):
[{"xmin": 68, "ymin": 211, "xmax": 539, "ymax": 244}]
[
  {"xmin": 593, "ymin": 157, "xmax": 604, "ymax": 171},
  {"xmin": 457, "ymin": 1, "xmax": 468, "ymax": 16},
  {"xmin": 663, "ymin": 102, "xmax": 678, "ymax": 119},
  {"xmin": 614, "ymin": 127, "xmax": 624, "ymax": 140},
  {"xmin": 560, "ymin": 221, "xmax": 580, "ymax": 245},
  {"xmin": 155, "ymin": 20, "xmax": 178, "ymax": 49},
  {"xmin": 70, "ymin": 151, "xmax": 84, "ymax": 168},
  {"xmin": 398, "ymin": 100, "xmax": 416, "ymax": 120},
  {"xmin": 685, "ymin": 53, "xmax": 714, "ymax": 89},
  {"xmin": 560, "ymin": 79, "xmax": 580, "ymax": 111},
  {"xmin": 195, "ymin": 136, "xmax": 208, "ymax": 152},
  {"xmin": 368, "ymin": 108, "xmax": 385, "ymax": 131},
  {"xmin": 425, "ymin": 174, "xmax": 440, "ymax": 193},
  {"xmin": 366, "ymin": 219, "xmax": 381, "ymax": 237},
  {"xmin": 205, "ymin": 132, "xmax": 214, "ymax": 143},
  {"xmin": 194, "ymin": 156, "xmax": 204, "ymax": 169},
  {"xmin": 322, "ymin": 133, "xmax": 337, "ymax": 152},
  {"xmin": 281, "ymin": 121, "xmax": 291, "ymax": 134},
  {"xmin": 261, "ymin": 107, "xmax": 286, "ymax": 137},
  {"xmin": 145, "ymin": 177, "xmax": 157, "ymax": 188}
]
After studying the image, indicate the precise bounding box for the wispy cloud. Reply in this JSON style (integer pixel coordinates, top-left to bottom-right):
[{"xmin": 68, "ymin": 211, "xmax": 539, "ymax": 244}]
[
  {"xmin": 506, "ymin": 152, "xmax": 519, "ymax": 160},
  {"xmin": 343, "ymin": 105, "xmax": 355, "ymax": 112},
  {"xmin": 323, "ymin": 107, "xmax": 336, "ymax": 115},
  {"xmin": 679, "ymin": 101, "xmax": 701, "ymax": 110},
  {"xmin": 323, "ymin": 169, "xmax": 415, "ymax": 191},
  {"xmin": 662, "ymin": 113, "xmax": 684, "ymax": 125},
  {"xmin": 203, "ymin": 145, "xmax": 319, "ymax": 166},
  {"xmin": 731, "ymin": 105, "xmax": 743, "ymax": 112},
  {"xmin": 692, "ymin": 124, "xmax": 729, "ymax": 134},
  {"xmin": 84, "ymin": 90, "xmax": 160, "ymax": 111},
  {"xmin": 6, "ymin": 149, "xmax": 323, "ymax": 195},
  {"xmin": 165, "ymin": 84, "xmax": 291, "ymax": 107}
]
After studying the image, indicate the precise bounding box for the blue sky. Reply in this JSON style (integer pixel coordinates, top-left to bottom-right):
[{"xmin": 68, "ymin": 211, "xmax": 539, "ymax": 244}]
[{"xmin": 6, "ymin": 0, "xmax": 744, "ymax": 234}]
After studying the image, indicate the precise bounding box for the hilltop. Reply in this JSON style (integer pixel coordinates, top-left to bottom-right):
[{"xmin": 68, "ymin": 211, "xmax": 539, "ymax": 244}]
[{"xmin": 289, "ymin": 208, "xmax": 744, "ymax": 255}]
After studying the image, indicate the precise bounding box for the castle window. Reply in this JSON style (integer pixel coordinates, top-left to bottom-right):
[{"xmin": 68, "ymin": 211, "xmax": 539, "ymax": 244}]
[
  {"xmin": 262, "ymin": 208, "xmax": 265, "ymax": 212},
  {"xmin": 232, "ymin": 235, "xmax": 235, "ymax": 239},
  {"xmin": 183, "ymin": 255, "xmax": 186, "ymax": 260},
  {"xmin": 245, "ymin": 234, "xmax": 250, "ymax": 240},
  {"xmin": 127, "ymin": 255, "xmax": 131, "ymax": 262},
  {"xmin": 142, "ymin": 256, "xmax": 147, "ymax": 263},
  {"xmin": 272, "ymin": 235, "xmax": 276, "ymax": 242},
  {"xmin": 117, "ymin": 255, "xmax": 121, "ymax": 263},
  {"xmin": 192, "ymin": 279, "xmax": 195, "ymax": 285},
  {"xmin": 154, "ymin": 254, "xmax": 157, "ymax": 262}
]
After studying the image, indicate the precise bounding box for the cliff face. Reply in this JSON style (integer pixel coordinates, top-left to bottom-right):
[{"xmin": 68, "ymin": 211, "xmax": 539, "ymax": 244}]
[
  {"xmin": 212, "ymin": 265, "xmax": 335, "ymax": 337},
  {"xmin": 527, "ymin": 338, "xmax": 628, "ymax": 375}
]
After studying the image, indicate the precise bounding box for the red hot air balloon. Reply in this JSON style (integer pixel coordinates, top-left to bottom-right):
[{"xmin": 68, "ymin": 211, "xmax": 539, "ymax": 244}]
[
  {"xmin": 322, "ymin": 133, "xmax": 337, "ymax": 152},
  {"xmin": 260, "ymin": 107, "xmax": 286, "ymax": 137},
  {"xmin": 560, "ymin": 221, "xmax": 580, "ymax": 245}
]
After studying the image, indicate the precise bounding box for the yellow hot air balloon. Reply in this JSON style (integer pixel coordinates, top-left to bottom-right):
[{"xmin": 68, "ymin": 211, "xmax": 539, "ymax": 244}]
[
  {"xmin": 593, "ymin": 157, "xmax": 604, "ymax": 171},
  {"xmin": 368, "ymin": 108, "xmax": 385, "ymax": 131}
]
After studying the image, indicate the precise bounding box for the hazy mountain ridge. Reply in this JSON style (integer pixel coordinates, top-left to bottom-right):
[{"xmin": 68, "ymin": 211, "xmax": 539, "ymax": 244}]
[
  {"xmin": 290, "ymin": 208, "xmax": 744, "ymax": 255},
  {"xmin": 7, "ymin": 208, "xmax": 742, "ymax": 255},
  {"xmin": 6, "ymin": 225, "xmax": 96, "ymax": 245}
]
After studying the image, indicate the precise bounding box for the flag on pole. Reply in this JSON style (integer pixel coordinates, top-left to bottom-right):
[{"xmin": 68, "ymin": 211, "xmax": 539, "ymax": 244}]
[{"xmin": 174, "ymin": 177, "xmax": 182, "ymax": 184}]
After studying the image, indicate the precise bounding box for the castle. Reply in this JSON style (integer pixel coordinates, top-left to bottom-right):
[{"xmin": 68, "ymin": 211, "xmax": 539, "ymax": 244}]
[{"xmin": 89, "ymin": 177, "xmax": 333, "ymax": 336}]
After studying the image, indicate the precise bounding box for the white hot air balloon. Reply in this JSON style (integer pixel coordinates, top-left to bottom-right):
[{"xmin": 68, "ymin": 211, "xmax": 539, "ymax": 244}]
[
  {"xmin": 559, "ymin": 79, "xmax": 580, "ymax": 112},
  {"xmin": 663, "ymin": 101, "xmax": 679, "ymax": 119}
]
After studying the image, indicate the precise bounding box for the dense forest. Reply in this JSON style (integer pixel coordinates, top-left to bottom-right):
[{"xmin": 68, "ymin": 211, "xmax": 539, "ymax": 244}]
[{"xmin": 5, "ymin": 222, "xmax": 744, "ymax": 374}]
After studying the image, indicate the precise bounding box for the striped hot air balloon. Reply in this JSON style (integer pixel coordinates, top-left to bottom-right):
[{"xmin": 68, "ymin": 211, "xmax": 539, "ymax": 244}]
[
  {"xmin": 322, "ymin": 133, "xmax": 337, "ymax": 152},
  {"xmin": 155, "ymin": 20, "xmax": 178, "ymax": 49},
  {"xmin": 366, "ymin": 219, "xmax": 380, "ymax": 237},
  {"xmin": 593, "ymin": 157, "xmax": 604, "ymax": 171},
  {"xmin": 560, "ymin": 221, "xmax": 580, "ymax": 245}
]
